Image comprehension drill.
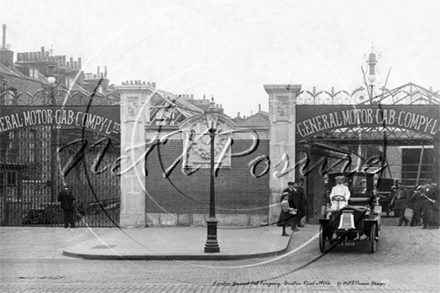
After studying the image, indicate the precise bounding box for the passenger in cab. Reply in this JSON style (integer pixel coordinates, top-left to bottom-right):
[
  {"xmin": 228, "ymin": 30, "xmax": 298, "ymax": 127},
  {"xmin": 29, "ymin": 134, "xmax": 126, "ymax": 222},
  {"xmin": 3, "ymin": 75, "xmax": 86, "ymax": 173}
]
[{"xmin": 360, "ymin": 179, "xmax": 367, "ymax": 194}]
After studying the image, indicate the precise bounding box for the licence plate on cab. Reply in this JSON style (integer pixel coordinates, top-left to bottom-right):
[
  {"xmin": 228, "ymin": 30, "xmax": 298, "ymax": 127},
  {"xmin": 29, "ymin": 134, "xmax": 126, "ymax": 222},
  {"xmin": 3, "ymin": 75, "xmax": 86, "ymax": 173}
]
[{"xmin": 339, "ymin": 241, "xmax": 356, "ymax": 247}]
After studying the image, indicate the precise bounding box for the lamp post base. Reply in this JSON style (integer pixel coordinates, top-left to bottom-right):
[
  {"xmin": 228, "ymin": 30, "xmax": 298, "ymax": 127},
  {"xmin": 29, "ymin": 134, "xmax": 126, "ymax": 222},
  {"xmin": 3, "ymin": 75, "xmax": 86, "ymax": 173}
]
[{"xmin": 204, "ymin": 218, "xmax": 220, "ymax": 253}]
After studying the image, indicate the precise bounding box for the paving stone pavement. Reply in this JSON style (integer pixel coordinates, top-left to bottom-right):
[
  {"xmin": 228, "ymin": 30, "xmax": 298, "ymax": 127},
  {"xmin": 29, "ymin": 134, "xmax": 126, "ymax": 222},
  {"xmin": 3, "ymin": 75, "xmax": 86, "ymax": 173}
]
[{"xmin": 1, "ymin": 223, "xmax": 439, "ymax": 292}]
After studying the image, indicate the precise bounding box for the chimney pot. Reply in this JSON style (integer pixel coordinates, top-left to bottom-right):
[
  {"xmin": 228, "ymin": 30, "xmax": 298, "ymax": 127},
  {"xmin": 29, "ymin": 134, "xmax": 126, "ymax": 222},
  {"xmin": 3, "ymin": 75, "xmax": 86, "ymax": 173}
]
[
  {"xmin": 78, "ymin": 57, "xmax": 82, "ymax": 69},
  {"xmin": 70, "ymin": 57, "xmax": 73, "ymax": 68},
  {"xmin": 2, "ymin": 24, "xmax": 6, "ymax": 49},
  {"xmin": 152, "ymin": 82, "xmax": 156, "ymax": 88}
]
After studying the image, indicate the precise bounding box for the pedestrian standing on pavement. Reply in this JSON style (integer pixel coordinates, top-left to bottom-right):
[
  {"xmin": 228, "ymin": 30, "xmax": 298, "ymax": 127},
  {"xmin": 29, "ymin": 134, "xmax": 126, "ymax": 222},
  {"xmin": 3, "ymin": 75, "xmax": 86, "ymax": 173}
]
[
  {"xmin": 389, "ymin": 185, "xmax": 397, "ymax": 213},
  {"xmin": 282, "ymin": 181, "xmax": 301, "ymax": 232},
  {"xmin": 277, "ymin": 191, "xmax": 293, "ymax": 236},
  {"xmin": 392, "ymin": 181, "xmax": 410, "ymax": 226},
  {"xmin": 58, "ymin": 186, "xmax": 76, "ymax": 228},
  {"xmin": 297, "ymin": 177, "xmax": 307, "ymax": 227},
  {"xmin": 421, "ymin": 181, "xmax": 439, "ymax": 229},
  {"xmin": 290, "ymin": 181, "xmax": 302, "ymax": 232},
  {"xmin": 410, "ymin": 185, "xmax": 423, "ymax": 226}
]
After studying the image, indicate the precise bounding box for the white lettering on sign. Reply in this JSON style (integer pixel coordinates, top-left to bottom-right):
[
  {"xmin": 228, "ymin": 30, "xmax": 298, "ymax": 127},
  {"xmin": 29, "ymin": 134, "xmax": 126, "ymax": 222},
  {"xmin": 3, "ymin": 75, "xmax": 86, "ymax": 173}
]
[
  {"xmin": 0, "ymin": 108, "xmax": 120, "ymax": 137},
  {"xmin": 297, "ymin": 108, "xmax": 438, "ymax": 137}
]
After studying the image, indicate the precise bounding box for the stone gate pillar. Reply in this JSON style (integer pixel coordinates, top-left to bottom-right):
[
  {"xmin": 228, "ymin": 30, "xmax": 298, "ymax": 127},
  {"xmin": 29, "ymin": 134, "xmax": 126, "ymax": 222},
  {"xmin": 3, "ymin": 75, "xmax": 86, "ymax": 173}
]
[
  {"xmin": 116, "ymin": 84, "xmax": 151, "ymax": 228},
  {"xmin": 434, "ymin": 132, "xmax": 440, "ymax": 186},
  {"xmin": 264, "ymin": 84, "xmax": 302, "ymax": 224}
]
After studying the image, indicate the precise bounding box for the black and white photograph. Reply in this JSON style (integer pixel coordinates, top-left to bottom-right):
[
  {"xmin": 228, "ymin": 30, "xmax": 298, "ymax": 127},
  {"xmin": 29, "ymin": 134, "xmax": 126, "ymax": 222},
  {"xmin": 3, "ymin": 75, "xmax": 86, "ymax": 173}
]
[{"xmin": 1, "ymin": 1, "xmax": 439, "ymax": 292}]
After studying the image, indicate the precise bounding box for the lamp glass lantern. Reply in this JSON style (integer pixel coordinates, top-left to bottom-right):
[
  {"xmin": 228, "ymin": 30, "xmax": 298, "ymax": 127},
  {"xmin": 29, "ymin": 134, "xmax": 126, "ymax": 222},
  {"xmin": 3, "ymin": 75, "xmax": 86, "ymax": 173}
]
[
  {"xmin": 47, "ymin": 62, "xmax": 56, "ymax": 85},
  {"xmin": 204, "ymin": 103, "xmax": 222, "ymax": 131},
  {"xmin": 47, "ymin": 76, "xmax": 56, "ymax": 85}
]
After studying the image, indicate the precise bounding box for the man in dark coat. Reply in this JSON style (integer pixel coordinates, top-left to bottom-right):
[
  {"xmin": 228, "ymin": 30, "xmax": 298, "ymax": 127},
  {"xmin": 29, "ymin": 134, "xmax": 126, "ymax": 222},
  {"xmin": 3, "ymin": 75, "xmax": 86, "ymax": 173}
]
[
  {"xmin": 392, "ymin": 181, "xmax": 410, "ymax": 226},
  {"xmin": 297, "ymin": 178, "xmax": 307, "ymax": 227},
  {"xmin": 421, "ymin": 181, "xmax": 439, "ymax": 229},
  {"xmin": 410, "ymin": 186, "xmax": 424, "ymax": 226},
  {"xmin": 283, "ymin": 181, "xmax": 301, "ymax": 232},
  {"xmin": 58, "ymin": 186, "xmax": 76, "ymax": 228}
]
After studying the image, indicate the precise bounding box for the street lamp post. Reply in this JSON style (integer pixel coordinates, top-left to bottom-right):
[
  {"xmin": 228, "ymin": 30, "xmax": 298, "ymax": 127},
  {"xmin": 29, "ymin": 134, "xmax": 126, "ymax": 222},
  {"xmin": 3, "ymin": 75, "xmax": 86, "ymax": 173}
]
[
  {"xmin": 46, "ymin": 58, "xmax": 57, "ymax": 203},
  {"xmin": 204, "ymin": 102, "xmax": 222, "ymax": 253}
]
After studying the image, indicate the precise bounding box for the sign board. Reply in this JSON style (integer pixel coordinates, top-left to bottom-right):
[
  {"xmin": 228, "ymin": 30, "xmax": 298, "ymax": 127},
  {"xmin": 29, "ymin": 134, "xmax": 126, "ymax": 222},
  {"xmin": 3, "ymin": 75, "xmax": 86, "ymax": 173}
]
[
  {"xmin": 0, "ymin": 106, "xmax": 120, "ymax": 140},
  {"xmin": 296, "ymin": 105, "xmax": 440, "ymax": 139}
]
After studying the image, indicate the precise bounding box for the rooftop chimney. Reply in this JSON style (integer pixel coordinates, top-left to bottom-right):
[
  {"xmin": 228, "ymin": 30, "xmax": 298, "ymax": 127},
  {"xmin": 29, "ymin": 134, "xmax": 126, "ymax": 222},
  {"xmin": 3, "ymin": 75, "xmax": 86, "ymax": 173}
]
[
  {"xmin": 2, "ymin": 24, "xmax": 6, "ymax": 49},
  {"xmin": 0, "ymin": 24, "xmax": 14, "ymax": 67}
]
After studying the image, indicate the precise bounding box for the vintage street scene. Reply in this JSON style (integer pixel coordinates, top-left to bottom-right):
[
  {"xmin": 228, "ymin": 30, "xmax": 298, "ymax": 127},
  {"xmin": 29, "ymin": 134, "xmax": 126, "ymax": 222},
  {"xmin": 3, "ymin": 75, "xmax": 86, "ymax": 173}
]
[{"xmin": 1, "ymin": 1, "xmax": 439, "ymax": 292}]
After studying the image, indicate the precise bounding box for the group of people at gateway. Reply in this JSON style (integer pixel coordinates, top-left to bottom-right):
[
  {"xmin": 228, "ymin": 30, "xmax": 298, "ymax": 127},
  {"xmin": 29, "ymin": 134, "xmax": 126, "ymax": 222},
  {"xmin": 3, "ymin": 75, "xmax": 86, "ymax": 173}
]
[
  {"xmin": 391, "ymin": 180, "xmax": 439, "ymax": 229},
  {"xmin": 277, "ymin": 178, "xmax": 307, "ymax": 236},
  {"xmin": 277, "ymin": 176, "xmax": 439, "ymax": 235}
]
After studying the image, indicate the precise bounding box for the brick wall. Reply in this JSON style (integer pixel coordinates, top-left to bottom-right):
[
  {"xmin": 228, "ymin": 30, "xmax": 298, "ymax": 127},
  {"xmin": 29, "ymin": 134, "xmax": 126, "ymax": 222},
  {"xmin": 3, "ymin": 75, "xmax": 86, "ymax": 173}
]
[{"xmin": 145, "ymin": 139, "xmax": 270, "ymax": 216}]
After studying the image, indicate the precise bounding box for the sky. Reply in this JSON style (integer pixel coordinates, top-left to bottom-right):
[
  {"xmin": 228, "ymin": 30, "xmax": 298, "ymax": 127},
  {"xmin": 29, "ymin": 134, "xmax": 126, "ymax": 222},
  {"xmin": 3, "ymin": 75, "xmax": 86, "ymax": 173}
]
[{"xmin": 1, "ymin": 0, "xmax": 440, "ymax": 117}]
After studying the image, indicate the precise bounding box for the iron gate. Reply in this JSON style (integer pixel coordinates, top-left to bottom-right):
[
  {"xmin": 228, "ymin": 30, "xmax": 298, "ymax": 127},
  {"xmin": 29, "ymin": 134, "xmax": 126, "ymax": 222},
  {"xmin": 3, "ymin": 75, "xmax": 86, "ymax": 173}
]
[
  {"xmin": 0, "ymin": 85, "xmax": 121, "ymax": 228},
  {"xmin": 0, "ymin": 126, "xmax": 120, "ymax": 227}
]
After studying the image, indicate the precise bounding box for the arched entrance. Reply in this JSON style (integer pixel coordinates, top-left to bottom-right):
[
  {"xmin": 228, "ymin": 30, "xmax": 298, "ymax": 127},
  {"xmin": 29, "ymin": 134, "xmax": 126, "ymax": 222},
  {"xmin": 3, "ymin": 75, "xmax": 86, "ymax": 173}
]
[{"xmin": 267, "ymin": 83, "xmax": 440, "ymax": 222}]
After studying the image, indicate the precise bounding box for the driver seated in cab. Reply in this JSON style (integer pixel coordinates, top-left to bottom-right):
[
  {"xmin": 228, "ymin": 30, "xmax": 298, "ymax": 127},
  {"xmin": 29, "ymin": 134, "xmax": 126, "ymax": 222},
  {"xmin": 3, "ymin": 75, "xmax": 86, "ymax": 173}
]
[{"xmin": 329, "ymin": 176, "xmax": 351, "ymax": 212}]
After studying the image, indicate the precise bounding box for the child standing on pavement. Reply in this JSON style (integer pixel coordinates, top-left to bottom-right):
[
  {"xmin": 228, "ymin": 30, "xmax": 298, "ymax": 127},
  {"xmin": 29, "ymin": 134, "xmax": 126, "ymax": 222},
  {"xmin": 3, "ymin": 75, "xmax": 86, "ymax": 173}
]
[{"xmin": 277, "ymin": 191, "xmax": 293, "ymax": 236}]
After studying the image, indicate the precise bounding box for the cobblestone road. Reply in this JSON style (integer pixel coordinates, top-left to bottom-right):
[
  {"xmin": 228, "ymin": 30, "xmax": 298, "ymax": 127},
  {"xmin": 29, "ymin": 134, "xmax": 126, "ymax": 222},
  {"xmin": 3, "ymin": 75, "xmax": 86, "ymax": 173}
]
[{"xmin": 1, "ymin": 223, "xmax": 439, "ymax": 292}]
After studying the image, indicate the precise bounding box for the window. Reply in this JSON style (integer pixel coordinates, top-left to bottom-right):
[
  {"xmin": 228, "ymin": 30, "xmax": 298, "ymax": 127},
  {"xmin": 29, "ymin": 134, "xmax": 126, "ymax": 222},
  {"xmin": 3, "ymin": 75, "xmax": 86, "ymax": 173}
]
[
  {"xmin": 402, "ymin": 147, "xmax": 433, "ymax": 187},
  {"xmin": 7, "ymin": 171, "xmax": 17, "ymax": 186}
]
